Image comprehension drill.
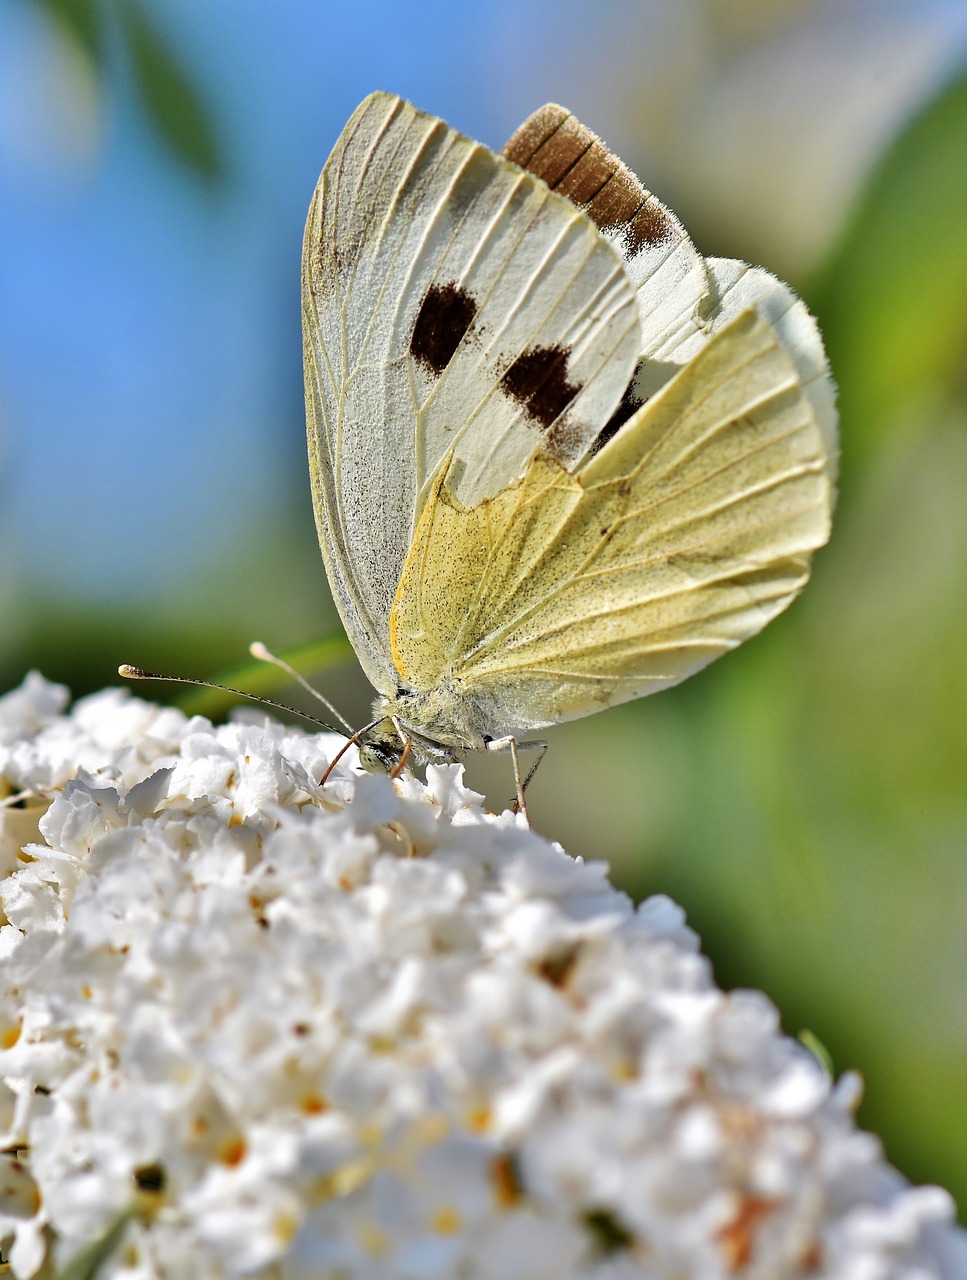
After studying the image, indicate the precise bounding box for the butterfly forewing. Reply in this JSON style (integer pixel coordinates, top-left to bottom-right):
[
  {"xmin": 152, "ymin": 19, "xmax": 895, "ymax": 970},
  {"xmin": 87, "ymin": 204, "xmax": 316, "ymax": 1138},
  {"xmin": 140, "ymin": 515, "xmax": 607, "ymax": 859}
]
[
  {"xmin": 502, "ymin": 105, "xmax": 711, "ymax": 356},
  {"xmin": 304, "ymin": 92, "xmax": 642, "ymax": 693}
]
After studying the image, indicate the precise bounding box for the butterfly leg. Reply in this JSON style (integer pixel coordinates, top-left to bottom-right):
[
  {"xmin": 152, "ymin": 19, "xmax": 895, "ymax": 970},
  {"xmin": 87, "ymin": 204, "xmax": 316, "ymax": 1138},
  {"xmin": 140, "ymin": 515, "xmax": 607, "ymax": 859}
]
[
  {"xmin": 485, "ymin": 737, "xmax": 548, "ymax": 825},
  {"xmin": 520, "ymin": 740, "xmax": 549, "ymax": 796}
]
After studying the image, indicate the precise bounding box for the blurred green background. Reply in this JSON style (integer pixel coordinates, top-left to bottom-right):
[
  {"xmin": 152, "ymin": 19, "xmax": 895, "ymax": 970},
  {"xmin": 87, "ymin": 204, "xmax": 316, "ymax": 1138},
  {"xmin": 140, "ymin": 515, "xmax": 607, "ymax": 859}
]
[{"xmin": 2, "ymin": 0, "xmax": 966, "ymax": 1220}]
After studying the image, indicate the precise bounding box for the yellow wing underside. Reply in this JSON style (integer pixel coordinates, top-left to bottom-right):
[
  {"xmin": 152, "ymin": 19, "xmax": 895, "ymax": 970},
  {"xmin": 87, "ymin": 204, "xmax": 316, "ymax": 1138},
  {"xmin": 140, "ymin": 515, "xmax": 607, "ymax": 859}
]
[{"xmin": 389, "ymin": 310, "xmax": 833, "ymax": 733}]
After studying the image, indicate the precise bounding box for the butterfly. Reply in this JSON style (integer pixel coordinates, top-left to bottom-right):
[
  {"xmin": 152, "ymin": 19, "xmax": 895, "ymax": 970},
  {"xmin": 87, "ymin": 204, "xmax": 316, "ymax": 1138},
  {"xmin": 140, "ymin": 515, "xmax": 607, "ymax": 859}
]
[{"xmin": 302, "ymin": 93, "xmax": 837, "ymax": 815}]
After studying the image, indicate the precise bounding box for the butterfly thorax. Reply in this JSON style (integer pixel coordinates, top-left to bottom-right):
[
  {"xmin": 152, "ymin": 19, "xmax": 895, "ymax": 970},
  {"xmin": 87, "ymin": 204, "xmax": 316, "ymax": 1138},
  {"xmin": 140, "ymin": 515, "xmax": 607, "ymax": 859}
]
[{"xmin": 358, "ymin": 683, "xmax": 499, "ymax": 774}]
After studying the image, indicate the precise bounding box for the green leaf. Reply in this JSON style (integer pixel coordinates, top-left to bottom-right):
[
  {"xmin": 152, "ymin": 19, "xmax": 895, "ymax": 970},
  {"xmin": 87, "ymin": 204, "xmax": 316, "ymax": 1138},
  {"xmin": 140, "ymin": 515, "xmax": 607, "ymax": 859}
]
[
  {"xmin": 117, "ymin": 0, "xmax": 225, "ymax": 182},
  {"xmin": 812, "ymin": 67, "xmax": 967, "ymax": 470},
  {"xmin": 798, "ymin": 1029, "xmax": 835, "ymax": 1077},
  {"xmin": 34, "ymin": 0, "xmax": 101, "ymax": 66}
]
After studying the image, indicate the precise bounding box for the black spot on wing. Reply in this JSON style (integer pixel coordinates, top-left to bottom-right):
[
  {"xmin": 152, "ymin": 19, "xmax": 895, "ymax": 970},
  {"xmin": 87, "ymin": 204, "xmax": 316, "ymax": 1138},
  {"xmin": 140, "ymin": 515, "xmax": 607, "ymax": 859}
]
[
  {"xmin": 625, "ymin": 199, "xmax": 677, "ymax": 256},
  {"xmin": 411, "ymin": 283, "xmax": 478, "ymax": 375},
  {"xmin": 501, "ymin": 345, "xmax": 580, "ymax": 431}
]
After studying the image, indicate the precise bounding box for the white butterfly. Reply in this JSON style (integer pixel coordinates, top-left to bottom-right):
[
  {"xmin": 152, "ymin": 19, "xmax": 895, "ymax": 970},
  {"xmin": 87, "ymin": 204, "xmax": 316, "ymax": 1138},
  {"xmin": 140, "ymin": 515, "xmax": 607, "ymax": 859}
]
[{"xmin": 302, "ymin": 93, "xmax": 837, "ymax": 812}]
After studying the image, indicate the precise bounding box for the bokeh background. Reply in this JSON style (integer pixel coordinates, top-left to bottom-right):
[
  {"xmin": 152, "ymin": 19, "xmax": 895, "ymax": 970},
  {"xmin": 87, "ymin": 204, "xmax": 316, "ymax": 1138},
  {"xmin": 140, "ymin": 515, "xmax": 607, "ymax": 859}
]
[{"xmin": 2, "ymin": 0, "xmax": 966, "ymax": 1220}]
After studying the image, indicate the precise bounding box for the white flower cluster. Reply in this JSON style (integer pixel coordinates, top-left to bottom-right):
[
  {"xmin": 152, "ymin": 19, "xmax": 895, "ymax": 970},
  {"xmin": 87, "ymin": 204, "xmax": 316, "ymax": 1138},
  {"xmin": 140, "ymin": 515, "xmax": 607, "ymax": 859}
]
[{"xmin": 0, "ymin": 673, "xmax": 963, "ymax": 1280}]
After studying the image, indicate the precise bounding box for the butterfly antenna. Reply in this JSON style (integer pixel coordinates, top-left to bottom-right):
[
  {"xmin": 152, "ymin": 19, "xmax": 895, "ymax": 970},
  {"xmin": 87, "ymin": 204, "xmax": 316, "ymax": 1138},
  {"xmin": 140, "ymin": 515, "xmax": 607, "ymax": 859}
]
[
  {"xmin": 319, "ymin": 715, "xmax": 388, "ymax": 784},
  {"xmin": 248, "ymin": 641, "xmax": 354, "ymax": 734},
  {"xmin": 118, "ymin": 665, "xmax": 340, "ymax": 734}
]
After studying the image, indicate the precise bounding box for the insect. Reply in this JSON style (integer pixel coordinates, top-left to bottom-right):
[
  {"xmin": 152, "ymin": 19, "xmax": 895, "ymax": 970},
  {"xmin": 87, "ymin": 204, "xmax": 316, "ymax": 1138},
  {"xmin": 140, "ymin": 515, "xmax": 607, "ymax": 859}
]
[{"xmin": 303, "ymin": 93, "xmax": 837, "ymax": 816}]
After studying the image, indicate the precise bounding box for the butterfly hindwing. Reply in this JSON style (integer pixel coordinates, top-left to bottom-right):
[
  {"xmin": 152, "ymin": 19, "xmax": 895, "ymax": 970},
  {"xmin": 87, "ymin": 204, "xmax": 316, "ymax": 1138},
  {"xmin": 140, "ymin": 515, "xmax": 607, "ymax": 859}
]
[{"xmin": 389, "ymin": 309, "xmax": 832, "ymax": 733}]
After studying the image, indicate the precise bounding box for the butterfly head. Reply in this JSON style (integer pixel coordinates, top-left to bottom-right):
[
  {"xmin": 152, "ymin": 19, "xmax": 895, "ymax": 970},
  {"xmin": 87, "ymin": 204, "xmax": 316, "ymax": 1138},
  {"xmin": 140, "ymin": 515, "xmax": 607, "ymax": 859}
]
[
  {"xmin": 356, "ymin": 718, "xmax": 407, "ymax": 774},
  {"xmin": 357, "ymin": 686, "xmax": 488, "ymax": 776}
]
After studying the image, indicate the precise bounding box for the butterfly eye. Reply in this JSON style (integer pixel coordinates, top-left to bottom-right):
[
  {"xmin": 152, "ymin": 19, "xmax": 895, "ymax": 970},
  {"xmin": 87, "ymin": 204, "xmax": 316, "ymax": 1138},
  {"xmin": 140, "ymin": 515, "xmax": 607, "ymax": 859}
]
[{"xmin": 358, "ymin": 738, "xmax": 402, "ymax": 775}]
